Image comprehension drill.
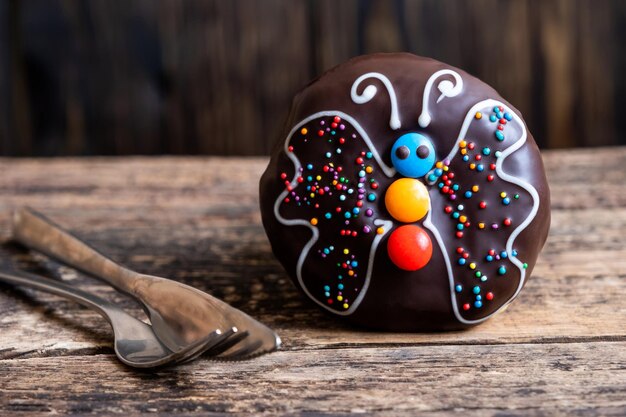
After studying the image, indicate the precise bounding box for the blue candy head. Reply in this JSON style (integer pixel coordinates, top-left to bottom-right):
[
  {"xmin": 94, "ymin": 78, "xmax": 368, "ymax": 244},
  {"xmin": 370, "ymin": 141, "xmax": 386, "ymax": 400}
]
[{"xmin": 390, "ymin": 133, "xmax": 436, "ymax": 178}]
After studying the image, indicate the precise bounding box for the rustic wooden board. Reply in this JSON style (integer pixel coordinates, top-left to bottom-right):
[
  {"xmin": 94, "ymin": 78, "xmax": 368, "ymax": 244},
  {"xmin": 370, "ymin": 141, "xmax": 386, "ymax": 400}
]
[
  {"xmin": 2, "ymin": 342, "xmax": 625, "ymax": 416},
  {"xmin": 0, "ymin": 148, "xmax": 625, "ymax": 415}
]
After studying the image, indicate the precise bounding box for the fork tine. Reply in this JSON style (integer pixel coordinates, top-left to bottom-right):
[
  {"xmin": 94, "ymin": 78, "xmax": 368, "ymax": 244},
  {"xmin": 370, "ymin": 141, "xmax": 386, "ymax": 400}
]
[
  {"xmin": 215, "ymin": 338, "xmax": 265, "ymax": 360},
  {"xmin": 168, "ymin": 329, "xmax": 226, "ymax": 364},
  {"xmin": 202, "ymin": 329, "xmax": 250, "ymax": 357},
  {"xmin": 176, "ymin": 327, "xmax": 242, "ymax": 364}
]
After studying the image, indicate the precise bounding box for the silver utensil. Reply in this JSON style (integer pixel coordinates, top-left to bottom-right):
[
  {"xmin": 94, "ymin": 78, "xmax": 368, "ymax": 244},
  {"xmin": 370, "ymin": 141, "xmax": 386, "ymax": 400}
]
[
  {"xmin": 0, "ymin": 269, "xmax": 241, "ymax": 368},
  {"xmin": 12, "ymin": 208, "xmax": 281, "ymax": 359}
]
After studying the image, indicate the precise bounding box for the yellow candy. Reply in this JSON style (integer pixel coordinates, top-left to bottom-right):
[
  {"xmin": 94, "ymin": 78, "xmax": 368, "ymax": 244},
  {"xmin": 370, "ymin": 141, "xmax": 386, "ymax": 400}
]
[
  {"xmin": 301, "ymin": 128, "xmax": 308, "ymax": 135},
  {"xmin": 310, "ymin": 218, "xmax": 318, "ymax": 226},
  {"xmin": 475, "ymin": 112, "xmax": 482, "ymax": 119},
  {"xmin": 384, "ymin": 178, "xmax": 430, "ymax": 223}
]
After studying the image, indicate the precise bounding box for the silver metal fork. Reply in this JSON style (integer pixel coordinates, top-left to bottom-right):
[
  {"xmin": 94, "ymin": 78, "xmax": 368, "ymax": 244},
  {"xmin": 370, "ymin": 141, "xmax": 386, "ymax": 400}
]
[
  {"xmin": 0, "ymin": 269, "xmax": 244, "ymax": 368},
  {"xmin": 12, "ymin": 208, "xmax": 281, "ymax": 359}
]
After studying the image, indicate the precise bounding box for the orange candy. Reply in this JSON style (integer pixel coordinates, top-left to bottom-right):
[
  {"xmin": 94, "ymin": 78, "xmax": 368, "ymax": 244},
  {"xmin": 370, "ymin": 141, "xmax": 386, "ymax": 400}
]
[
  {"xmin": 384, "ymin": 178, "xmax": 430, "ymax": 223},
  {"xmin": 387, "ymin": 225, "xmax": 433, "ymax": 271}
]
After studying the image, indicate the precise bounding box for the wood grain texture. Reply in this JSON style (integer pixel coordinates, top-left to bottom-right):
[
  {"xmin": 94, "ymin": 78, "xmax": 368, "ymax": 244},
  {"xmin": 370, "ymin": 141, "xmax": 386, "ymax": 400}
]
[
  {"xmin": 1, "ymin": 0, "xmax": 625, "ymax": 156},
  {"xmin": 0, "ymin": 148, "xmax": 625, "ymax": 415},
  {"xmin": 2, "ymin": 343, "xmax": 625, "ymax": 416}
]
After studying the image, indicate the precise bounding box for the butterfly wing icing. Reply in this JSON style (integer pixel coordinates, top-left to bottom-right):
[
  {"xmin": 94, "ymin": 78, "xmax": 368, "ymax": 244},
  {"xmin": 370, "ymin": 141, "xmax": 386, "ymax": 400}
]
[
  {"xmin": 273, "ymin": 111, "xmax": 396, "ymax": 315},
  {"xmin": 426, "ymin": 99, "xmax": 541, "ymax": 323}
]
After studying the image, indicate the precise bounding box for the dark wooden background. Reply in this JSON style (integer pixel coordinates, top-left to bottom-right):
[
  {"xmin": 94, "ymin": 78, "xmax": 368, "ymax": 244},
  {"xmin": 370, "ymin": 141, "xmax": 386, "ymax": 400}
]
[{"xmin": 0, "ymin": 0, "xmax": 624, "ymax": 156}]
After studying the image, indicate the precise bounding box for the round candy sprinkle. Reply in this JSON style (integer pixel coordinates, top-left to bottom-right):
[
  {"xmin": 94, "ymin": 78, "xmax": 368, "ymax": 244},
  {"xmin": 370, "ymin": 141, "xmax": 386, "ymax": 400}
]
[
  {"xmin": 390, "ymin": 133, "xmax": 436, "ymax": 178},
  {"xmin": 385, "ymin": 178, "xmax": 430, "ymax": 223},
  {"xmin": 387, "ymin": 225, "xmax": 433, "ymax": 271}
]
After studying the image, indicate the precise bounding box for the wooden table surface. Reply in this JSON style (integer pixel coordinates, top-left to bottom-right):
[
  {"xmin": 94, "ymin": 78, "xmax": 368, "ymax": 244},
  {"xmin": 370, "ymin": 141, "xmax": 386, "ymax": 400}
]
[{"xmin": 0, "ymin": 148, "xmax": 625, "ymax": 416}]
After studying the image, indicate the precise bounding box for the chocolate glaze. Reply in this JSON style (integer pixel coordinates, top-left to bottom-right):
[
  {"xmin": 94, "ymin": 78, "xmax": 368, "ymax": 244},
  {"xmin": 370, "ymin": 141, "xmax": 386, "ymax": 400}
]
[{"xmin": 260, "ymin": 53, "xmax": 550, "ymax": 331}]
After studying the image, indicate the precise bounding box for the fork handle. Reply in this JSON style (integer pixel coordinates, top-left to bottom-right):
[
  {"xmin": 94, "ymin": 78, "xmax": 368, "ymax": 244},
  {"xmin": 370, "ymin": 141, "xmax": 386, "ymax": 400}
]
[
  {"xmin": 0, "ymin": 269, "xmax": 117, "ymax": 322},
  {"xmin": 12, "ymin": 208, "xmax": 137, "ymax": 294}
]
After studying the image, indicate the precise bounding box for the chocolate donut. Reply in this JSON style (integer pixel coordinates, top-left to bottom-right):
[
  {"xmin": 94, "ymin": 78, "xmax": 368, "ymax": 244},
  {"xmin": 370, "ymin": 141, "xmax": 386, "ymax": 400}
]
[{"xmin": 260, "ymin": 53, "xmax": 550, "ymax": 331}]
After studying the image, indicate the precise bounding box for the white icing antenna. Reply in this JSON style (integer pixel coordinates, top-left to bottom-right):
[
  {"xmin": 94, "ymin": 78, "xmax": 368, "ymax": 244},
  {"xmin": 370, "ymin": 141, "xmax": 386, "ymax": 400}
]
[
  {"xmin": 418, "ymin": 69, "xmax": 464, "ymax": 128},
  {"xmin": 351, "ymin": 72, "xmax": 401, "ymax": 130}
]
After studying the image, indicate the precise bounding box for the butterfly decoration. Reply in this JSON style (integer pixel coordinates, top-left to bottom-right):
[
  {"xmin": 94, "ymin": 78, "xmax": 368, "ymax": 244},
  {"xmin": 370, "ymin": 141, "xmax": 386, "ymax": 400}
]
[{"xmin": 273, "ymin": 70, "xmax": 540, "ymax": 325}]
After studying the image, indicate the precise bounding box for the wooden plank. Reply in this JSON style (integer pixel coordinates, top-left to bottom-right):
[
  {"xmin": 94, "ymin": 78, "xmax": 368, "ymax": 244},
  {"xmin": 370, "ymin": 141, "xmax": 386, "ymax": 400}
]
[
  {"xmin": 1, "ymin": 342, "xmax": 625, "ymax": 416},
  {"xmin": 614, "ymin": 2, "xmax": 626, "ymax": 147},
  {"xmin": 535, "ymin": 0, "xmax": 576, "ymax": 149},
  {"xmin": 0, "ymin": 0, "xmax": 7, "ymax": 154},
  {"xmin": 311, "ymin": 0, "xmax": 360, "ymax": 73},
  {"xmin": 577, "ymin": 0, "xmax": 616, "ymax": 147}
]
